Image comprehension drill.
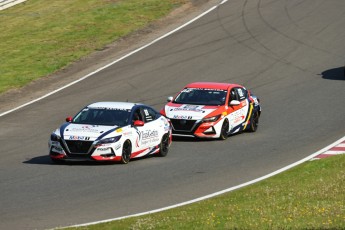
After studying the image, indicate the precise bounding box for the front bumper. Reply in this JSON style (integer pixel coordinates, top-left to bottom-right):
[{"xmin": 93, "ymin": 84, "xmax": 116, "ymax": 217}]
[
  {"xmin": 170, "ymin": 119, "xmax": 221, "ymax": 139},
  {"xmin": 49, "ymin": 140, "xmax": 122, "ymax": 162}
]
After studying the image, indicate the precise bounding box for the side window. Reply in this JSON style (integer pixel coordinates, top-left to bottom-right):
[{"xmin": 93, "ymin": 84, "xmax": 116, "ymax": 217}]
[
  {"xmin": 236, "ymin": 87, "xmax": 248, "ymax": 101},
  {"xmin": 229, "ymin": 88, "xmax": 239, "ymax": 102},
  {"xmin": 143, "ymin": 107, "xmax": 158, "ymax": 122},
  {"xmin": 133, "ymin": 108, "xmax": 144, "ymax": 122}
]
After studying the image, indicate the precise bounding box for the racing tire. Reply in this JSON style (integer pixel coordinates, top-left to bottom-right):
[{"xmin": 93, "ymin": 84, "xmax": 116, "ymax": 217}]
[
  {"xmin": 219, "ymin": 119, "xmax": 229, "ymax": 140},
  {"xmin": 158, "ymin": 133, "xmax": 170, "ymax": 157},
  {"xmin": 248, "ymin": 111, "xmax": 259, "ymax": 132},
  {"xmin": 120, "ymin": 140, "xmax": 132, "ymax": 164}
]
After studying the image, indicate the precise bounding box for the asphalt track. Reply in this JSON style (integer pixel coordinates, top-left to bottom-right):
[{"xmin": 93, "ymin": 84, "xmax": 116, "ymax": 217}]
[{"xmin": 1, "ymin": 0, "xmax": 345, "ymax": 229}]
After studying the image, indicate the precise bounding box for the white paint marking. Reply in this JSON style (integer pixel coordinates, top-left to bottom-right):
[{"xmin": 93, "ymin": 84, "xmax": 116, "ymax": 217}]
[
  {"xmin": 323, "ymin": 150, "xmax": 345, "ymax": 155},
  {"xmin": 0, "ymin": 0, "xmax": 26, "ymax": 10}
]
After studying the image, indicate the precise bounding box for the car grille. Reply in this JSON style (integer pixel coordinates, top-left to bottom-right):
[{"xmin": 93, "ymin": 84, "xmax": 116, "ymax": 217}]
[
  {"xmin": 65, "ymin": 140, "xmax": 93, "ymax": 154},
  {"xmin": 170, "ymin": 119, "xmax": 197, "ymax": 132}
]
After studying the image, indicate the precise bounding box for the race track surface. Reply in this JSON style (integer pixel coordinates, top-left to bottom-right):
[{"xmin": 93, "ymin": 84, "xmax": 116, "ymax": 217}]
[{"xmin": 1, "ymin": 0, "xmax": 345, "ymax": 229}]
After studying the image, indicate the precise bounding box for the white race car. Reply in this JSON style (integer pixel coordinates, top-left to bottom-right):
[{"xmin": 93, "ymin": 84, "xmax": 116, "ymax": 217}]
[{"xmin": 49, "ymin": 102, "xmax": 172, "ymax": 164}]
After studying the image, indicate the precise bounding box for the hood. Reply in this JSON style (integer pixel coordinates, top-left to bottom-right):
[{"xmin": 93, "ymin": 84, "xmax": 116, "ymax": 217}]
[
  {"xmin": 59, "ymin": 123, "xmax": 119, "ymax": 141},
  {"xmin": 165, "ymin": 104, "xmax": 219, "ymax": 120}
]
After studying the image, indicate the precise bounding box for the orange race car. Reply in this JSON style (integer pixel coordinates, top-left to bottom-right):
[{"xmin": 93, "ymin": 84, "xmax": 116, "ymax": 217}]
[{"xmin": 160, "ymin": 82, "xmax": 261, "ymax": 140}]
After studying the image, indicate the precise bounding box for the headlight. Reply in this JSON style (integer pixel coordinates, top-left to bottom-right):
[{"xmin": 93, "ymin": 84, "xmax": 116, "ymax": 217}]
[
  {"xmin": 97, "ymin": 135, "xmax": 122, "ymax": 144},
  {"xmin": 50, "ymin": 133, "xmax": 61, "ymax": 141},
  {"xmin": 202, "ymin": 115, "xmax": 221, "ymax": 123}
]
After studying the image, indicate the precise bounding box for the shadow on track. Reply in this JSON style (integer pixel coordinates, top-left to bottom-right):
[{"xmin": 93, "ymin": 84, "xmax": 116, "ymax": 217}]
[
  {"xmin": 172, "ymin": 132, "xmax": 243, "ymax": 142},
  {"xmin": 23, "ymin": 154, "xmax": 153, "ymax": 166},
  {"xmin": 321, "ymin": 66, "xmax": 345, "ymax": 80}
]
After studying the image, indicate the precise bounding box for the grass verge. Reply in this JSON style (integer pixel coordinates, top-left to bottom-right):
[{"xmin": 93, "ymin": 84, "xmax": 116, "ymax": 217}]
[
  {"xmin": 64, "ymin": 155, "xmax": 345, "ymax": 229},
  {"xmin": 0, "ymin": 0, "xmax": 187, "ymax": 94}
]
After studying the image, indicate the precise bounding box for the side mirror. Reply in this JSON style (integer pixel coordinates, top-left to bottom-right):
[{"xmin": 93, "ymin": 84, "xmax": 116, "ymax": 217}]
[
  {"xmin": 66, "ymin": 116, "xmax": 73, "ymax": 122},
  {"xmin": 167, "ymin": 96, "xmax": 173, "ymax": 102},
  {"xmin": 229, "ymin": 100, "xmax": 240, "ymax": 106},
  {"xmin": 133, "ymin": 120, "xmax": 144, "ymax": 127}
]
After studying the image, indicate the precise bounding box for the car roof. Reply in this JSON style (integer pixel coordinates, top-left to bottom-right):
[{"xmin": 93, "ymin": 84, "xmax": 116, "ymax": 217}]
[
  {"xmin": 87, "ymin": 101, "xmax": 142, "ymax": 110},
  {"xmin": 184, "ymin": 82, "xmax": 243, "ymax": 90}
]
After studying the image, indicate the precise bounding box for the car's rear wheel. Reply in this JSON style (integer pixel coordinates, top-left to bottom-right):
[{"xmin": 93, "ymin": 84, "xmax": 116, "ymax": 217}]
[
  {"xmin": 248, "ymin": 111, "xmax": 259, "ymax": 132},
  {"xmin": 121, "ymin": 140, "xmax": 132, "ymax": 164},
  {"xmin": 158, "ymin": 133, "xmax": 170, "ymax": 157},
  {"xmin": 219, "ymin": 119, "xmax": 229, "ymax": 140}
]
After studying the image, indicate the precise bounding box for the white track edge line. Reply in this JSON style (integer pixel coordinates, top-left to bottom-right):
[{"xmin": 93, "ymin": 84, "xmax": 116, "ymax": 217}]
[{"xmin": 0, "ymin": 0, "xmax": 27, "ymax": 11}]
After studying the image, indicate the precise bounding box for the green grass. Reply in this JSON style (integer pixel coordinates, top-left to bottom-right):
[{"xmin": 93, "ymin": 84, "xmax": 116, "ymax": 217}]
[
  {"xmin": 0, "ymin": 0, "xmax": 187, "ymax": 93},
  {"xmin": 65, "ymin": 155, "xmax": 345, "ymax": 229}
]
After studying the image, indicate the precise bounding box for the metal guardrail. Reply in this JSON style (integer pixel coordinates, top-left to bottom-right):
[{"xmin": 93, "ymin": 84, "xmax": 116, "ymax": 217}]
[{"xmin": 0, "ymin": 0, "xmax": 27, "ymax": 11}]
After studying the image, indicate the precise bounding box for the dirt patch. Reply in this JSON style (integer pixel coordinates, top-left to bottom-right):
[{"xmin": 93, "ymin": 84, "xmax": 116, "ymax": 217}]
[{"xmin": 0, "ymin": 0, "xmax": 219, "ymax": 115}]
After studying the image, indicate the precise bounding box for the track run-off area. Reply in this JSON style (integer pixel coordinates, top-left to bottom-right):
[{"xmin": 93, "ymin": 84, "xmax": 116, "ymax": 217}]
[{"xmin": 0, "ymin": 0, "xmax": 344, "ymax": 229}]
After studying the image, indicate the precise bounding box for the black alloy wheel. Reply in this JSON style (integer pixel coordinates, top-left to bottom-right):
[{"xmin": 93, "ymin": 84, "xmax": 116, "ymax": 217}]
[
  {"xmin": 219, "ymin": 119, "xmax": 229, "ymax": 140},
  {"xmin": 158, "ymin": 133, "xmax": 170, "ymax": 157},
  {"xmin": 121, "ymin": 140, "xmax": 132, "ymax": 164}
]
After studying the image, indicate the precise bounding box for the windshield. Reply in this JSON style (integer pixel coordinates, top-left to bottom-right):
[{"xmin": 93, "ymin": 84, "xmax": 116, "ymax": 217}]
[
  {"xmin": 174, "ymin": 88, "xmax": 227, "ymax": 106},
  {"xmin": 72, "ymin": 108, "xmax": 131, "ymax": 126}
]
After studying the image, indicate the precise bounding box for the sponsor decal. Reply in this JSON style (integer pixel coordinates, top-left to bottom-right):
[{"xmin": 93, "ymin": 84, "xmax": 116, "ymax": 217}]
[
  {"xmin": 238, "ymin": 88, "xmax": 244, "ymax": 98},
  {"xmin": 92, "ymin": 107, "xmax": 131, "ymax": 112},
  {"xmin": 253, "ymin": 97, "xmax": 259, "ymax": 106},
  {"xmin": 135, "ymin": 130, "xmax": 141, "ymax": 147},
  {"xmin": 95, "ymin": 147, "xmax": 112, "ymax": 154},
  {"xmin": 183, "ymin": 88, "xmax": 225, "ymax": 92},
  {"xmin": 141, "ymin": 130, "xmax": 159, "ymax": 145},
  {"xmin": 115, "ymin": 144, "xmax": 121, "ymax": 150},
  {"xmin": 116, "ymin": 128, "xmax": 123, "ymax": 133},
  {"xmin": 234, "ymin": 115, "xmax": 245, "ymax": 124},
  {"xmin": 231, "ymin": 110, "xmax": 246, "ymax": 124},
  {"xmin": 123, "ymin": 131, "xmax": 132, "ymax": 136},
  {"xmin": 173, "ymin": 115, "xmax": 193, "ymax": 119},
  {"xmin": 70, "ymin": 126, "xmax": 99, "ymax": 133},
  {"xmin": 98, "ymin": 147, "xmax": 110, "ymax": 151},
  {"xmin": 171, "ymin": 105, "xmax": 205, "ymax": 113},
  {"xmin": 68, "ymin": 136, "xmax": 90, "ymax": 140},
  {"xmin": 142, "ymin": 130, "xmax": 158, "ymax": 140}
]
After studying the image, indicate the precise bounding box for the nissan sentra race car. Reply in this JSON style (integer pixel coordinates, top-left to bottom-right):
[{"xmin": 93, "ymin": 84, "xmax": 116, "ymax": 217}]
[
  {"xmin": 49, "ymin": 102, "xmax": 172, "ymax": 164},
  {"xmin": 160, "ymin": 82, "xmax": 261, "ymax": 140}
]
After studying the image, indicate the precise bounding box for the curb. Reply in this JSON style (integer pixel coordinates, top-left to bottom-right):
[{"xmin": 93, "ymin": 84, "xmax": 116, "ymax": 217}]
[{"xmin": 311, "ymin": 139, "xmax": 345, "ymax": 160}]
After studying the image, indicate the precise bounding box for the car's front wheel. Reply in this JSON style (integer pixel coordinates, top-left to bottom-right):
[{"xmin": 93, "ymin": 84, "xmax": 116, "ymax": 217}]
[
  {"xmin": 219, "ymin": 119, "xmax": 229, "ymax": 140},
  {"xmin": 120, "ymin": 140, "xmax": 132, "ymax": 164},
  {"xmin": 158, "ymin": 133, "xmax": 170, "ymax": 157}
]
